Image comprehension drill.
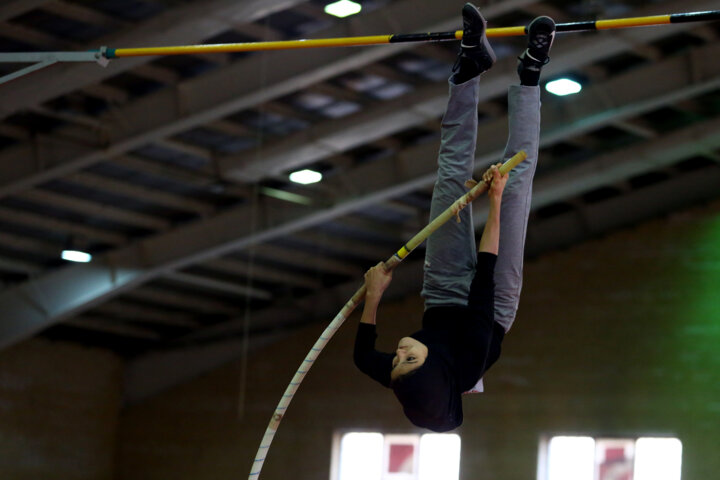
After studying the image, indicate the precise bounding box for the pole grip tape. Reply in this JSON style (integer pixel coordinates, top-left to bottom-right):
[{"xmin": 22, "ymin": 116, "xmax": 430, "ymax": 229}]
[{"xmin": 395, "ymin": 245, "xmax": 411, "ymax": 260}]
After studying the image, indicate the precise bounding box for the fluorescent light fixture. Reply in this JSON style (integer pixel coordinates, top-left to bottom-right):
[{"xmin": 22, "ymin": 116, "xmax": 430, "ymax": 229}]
[
  {"xmin": 324, "ymin": 0, "xmax": 362, "ymax": 18},
  {"xmin": 289, "ymin": 169, "xmax": 322, "ymax": 185},
  {"xmin": 61, "ymin": 249, "xmax": 92, "ymax": 263},
  {"xmin": 545, "ymin": 78, "xmax": 582, "ymax": 96}
]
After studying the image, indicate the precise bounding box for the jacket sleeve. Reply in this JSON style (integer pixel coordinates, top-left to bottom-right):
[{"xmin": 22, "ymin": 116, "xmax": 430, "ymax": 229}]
[
  {"xmin": 468, "ymin": 251, "xmax": 497, "ymax": 314},
  {"xmin": 458, "ymin": 251, "xmax": 502, "ymax": 387},
  {"xmin": 353, "ymin": 322, "xmax": 394, "ymax": 388}
]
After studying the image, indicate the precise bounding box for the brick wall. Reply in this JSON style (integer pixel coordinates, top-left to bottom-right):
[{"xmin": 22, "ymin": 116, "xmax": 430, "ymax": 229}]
[{"xmin": 0, "ymin": 339, "xmax": 122, "ymax": 480}]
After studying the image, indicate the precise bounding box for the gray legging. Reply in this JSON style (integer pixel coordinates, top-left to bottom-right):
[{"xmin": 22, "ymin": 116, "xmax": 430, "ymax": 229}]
[{"xmin": 421, "ymin": 77, "xmax": 541, "ymax": 333}]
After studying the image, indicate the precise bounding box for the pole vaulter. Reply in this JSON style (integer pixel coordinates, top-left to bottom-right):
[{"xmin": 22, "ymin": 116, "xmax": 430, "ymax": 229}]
[{"xmin": 248, "ymin": 150, "xmax": 527, "ymax": 479}]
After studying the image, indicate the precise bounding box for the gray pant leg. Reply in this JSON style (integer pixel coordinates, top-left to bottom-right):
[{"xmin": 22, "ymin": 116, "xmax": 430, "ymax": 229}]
[
  {"xmin": 494, "ymin": 85, "xmax": 541, "ymax": 332},
  {"xmin": 421, "ymin": 77, "xmax": 480, "ymax": 309}
]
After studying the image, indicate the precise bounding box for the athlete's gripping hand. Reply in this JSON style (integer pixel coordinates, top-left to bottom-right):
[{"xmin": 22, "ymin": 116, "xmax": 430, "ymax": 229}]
[
  {"xmin": 482, "ymin": 163, "xmax": 508, "ymax": 202},
  {"xmin": 364, "ymin": 262, "xmax": 393, "ymax": 302}
]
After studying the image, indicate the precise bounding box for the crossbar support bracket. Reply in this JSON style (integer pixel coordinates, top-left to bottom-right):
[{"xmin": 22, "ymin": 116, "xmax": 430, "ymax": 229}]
[{"xmin": 0, "ymin": 49, "xmax": 109, "ymax": 86}]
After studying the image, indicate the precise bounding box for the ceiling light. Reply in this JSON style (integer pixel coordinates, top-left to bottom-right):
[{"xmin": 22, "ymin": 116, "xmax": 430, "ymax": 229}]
[
  {"xmin": 545, "ymin": 78, "xmax": 582, "ymax": 96},
  {"xmin": 289, "ymin": 169, "xmax": 323, "ymax": 185},
  {"xmin": 61, "ymin": 249, "xmax": 92, "ymax": 263},
  {"xmin": 324, "ymin": 0, "xmax": 362, "ymax": 18}
]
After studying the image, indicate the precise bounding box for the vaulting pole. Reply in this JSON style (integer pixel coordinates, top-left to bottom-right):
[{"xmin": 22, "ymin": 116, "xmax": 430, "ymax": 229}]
[
  {"xmin": 248, "ymin": 150, "xmax": 527, "ymax": 479},
  {"xmin": 107, "ymin": 10, "xmax": 720, "ymax": 58}
]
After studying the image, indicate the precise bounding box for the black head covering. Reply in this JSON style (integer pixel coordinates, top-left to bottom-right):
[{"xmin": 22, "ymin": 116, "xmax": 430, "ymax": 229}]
[{"xmin": 391, "ymin": 349, "xmax": 462, "ymax": 432}]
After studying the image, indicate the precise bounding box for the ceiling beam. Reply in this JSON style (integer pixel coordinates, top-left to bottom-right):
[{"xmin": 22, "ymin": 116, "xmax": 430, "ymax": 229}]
[
  {"xmin": 0, "ymin": 231, "xmax": 60, "ymax": 257},
  {"xmin": 93, "ymin": 302, "xmax": 201, "ymax": 328},
  {"xmin": 1, "ymin": 104, "xmax": 719, "ymax": 351},
  {"xmin": 0, "ymin": 0, "xmax": 541, "ymax": 198},
  {"xmin": 176, "ymin": 257, "xmax": 426, "ymax": 345},
  {"xmin": 114, "ymin": 155, "xmax": 248, "ymax": 199},
  {"xmin": 182, "ymin": 163, "xmax": 720, "ymax": 348},
  {"xmin": 534, "ymin": 118, "xmax": 720, "ymax": 207},
  {"xmin": 0, "ymin": 256, "xmax": 42, "ymax": 275},
  {"xmin": 252, "ymin": 244, "xmax": 363, "ymax": 276},
  {"xmin": 289, "ymin": 230, "xmax": 394, "ymax": 261},
  {"xmin": 526, "ymin": 166, "xmax": 720, "ymax": 256},
  {"xmin": 42, "ymin": 1, "xmax": 126, "ymax": 31},
  {"xmin": 217, "ymin": 0, "xmax": 719, "ymax": 182},
  {"xmin": 65, "ymin": 316, "xmax": 161, "ymax": 340},
  {"xmin": 1, "ymin": 0, "xmax": 719, "ymax": 353},
  {"xmin": 163, "ymin": 271, "xmax": 272, "ymax": 300},
  {"xmin": 65, "ymin": 172, "xmax": 215, "ymax": 216},
  {"xmin": 3, "ymin": 0, "xmax": 707, "ymax": 208},
  {"xmin": 0, "ymin": 0, "xmax": 50, "ymax": 22},
  {"xmin": 0, "ymin": 0, "xmax": 311, "ymax": 118},
  {"xmin": 199, "ymin": 258, "xmax": 324, "ymax": 290},
  {"xmin": 18, "ymin": 189, "xmax": 171, "ymax": 231},
  {"xmin": 0, "ymin": 60, "xmax": 718, "ymax": 346},
  {"xmin": 0, "ymin": 21, "xmax": 80, "ymax": 50},
  {"xmin": 125, "ymin": 287, "xmax": 241, "ymax": 315},
  {"xmin": 0, "ymin": 205, "xmax": 127, "ymax": 245}
]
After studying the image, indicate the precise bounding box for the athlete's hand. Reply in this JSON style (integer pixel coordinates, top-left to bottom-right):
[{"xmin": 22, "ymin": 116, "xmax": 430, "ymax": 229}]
[
  {"xmin": 364, "ymin": 262, "xmax": 393, "ymax": 301},
  {"xmin": 482, "ymin": 163, "xmax": 508, "ymax": 202}
]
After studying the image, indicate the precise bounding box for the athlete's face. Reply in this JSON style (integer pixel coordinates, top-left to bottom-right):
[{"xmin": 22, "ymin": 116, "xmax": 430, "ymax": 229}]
[{"xmin": 391, "ymin": 337, "xmax": 428, "ymax": 381}]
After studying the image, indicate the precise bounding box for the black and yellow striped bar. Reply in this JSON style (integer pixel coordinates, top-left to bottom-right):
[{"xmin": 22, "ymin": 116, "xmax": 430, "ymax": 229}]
[
  {"xmin": 105, "ymin": 10, "xmax": 720, "ymax": 58},
  {"xmin": 558, "ymin": 10, "xmax": 720, "ymax": 33}
]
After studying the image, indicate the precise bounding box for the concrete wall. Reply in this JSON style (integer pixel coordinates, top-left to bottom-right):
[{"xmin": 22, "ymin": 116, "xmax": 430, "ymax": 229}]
[
  {"xmin": 116, "ymin": 200, "xmax": 720, "ymax": 480},
  {"xmin": 0, "ymin": 339, "xmax": 122, "ymax": 480}
]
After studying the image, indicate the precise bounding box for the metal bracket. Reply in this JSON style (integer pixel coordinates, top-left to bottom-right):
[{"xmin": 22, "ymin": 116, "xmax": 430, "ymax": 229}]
[
  {"xmin": 95, "ymin": 46, "xmax": 110, "ymax": 67},
  {"xmin": 0, "ymin": 49, "xmax": 111, "ymax": 86}
]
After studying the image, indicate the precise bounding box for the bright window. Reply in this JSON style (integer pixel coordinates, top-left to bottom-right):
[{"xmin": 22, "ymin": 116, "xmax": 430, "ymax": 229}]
[
  {"xmin": 418, "ymin": 434, "xmax": 461, "ymax": 480},
  {"xmin": 635, "ymin": 437, "xmax": 683, "ymax": 480},
  {"xmin": 547, "ymin": 436, "xmax": 595, "ymax": 480},
  {"xmin": 337, "ymin": 433, "xmax": 384, "ymax": 480},
  {"xmin": 333, "ymin": 432, "xmax": 460, "ymax": 480},
  {"xmin": 540, "ymin": 435, "xmax": 682, "ymax": 480}
]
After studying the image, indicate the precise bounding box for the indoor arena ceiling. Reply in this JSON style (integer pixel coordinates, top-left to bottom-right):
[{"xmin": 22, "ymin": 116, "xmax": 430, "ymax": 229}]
[{"xmin": 0, "ymin": 0, "xmax": 719, "ymax": 401}]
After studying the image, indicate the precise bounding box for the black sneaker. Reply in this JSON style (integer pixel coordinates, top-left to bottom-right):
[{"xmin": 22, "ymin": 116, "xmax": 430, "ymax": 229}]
[
  {"xmin": 452, "ymin": 3, "xmax": 496, "ymax": 80},
  {"xmin": 517, "ymin": 16, "xmax": 555, "ymax": 85},
  {"xmin": 520, "ymin": 15, "xmax": 556, "ymax": 67}
]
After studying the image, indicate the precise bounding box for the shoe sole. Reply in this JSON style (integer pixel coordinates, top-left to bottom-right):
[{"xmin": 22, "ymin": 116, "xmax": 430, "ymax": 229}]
[{"xmin": 460, "ymin": 4, "xmax": 496, "ymax": 64}]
